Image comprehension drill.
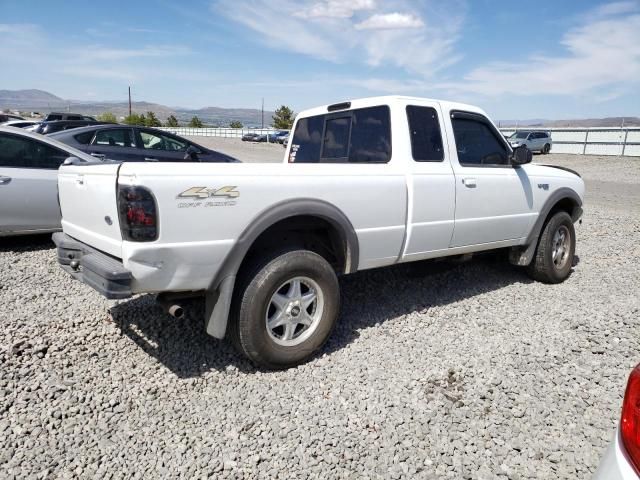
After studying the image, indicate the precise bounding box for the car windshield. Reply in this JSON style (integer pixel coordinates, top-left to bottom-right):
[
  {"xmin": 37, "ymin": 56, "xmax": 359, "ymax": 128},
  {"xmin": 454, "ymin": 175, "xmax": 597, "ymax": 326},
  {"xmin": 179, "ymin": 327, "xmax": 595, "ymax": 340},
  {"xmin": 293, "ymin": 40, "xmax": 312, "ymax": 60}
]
[{"xmin": 510, "ymin": 132, "xmax": 530, "ymax": 139}]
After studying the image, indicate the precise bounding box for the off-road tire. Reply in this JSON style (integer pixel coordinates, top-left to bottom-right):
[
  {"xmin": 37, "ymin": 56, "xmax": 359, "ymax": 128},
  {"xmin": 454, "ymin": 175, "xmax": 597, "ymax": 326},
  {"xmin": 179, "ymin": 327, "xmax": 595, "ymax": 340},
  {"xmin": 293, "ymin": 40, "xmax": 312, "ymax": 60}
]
[
  {"xmin": 230, "ymin": 248, "xmax": 340, "ymax": 369},
  {"xmin": 526, "ymin": 211, "xmax": 575, "ymax": 283}
]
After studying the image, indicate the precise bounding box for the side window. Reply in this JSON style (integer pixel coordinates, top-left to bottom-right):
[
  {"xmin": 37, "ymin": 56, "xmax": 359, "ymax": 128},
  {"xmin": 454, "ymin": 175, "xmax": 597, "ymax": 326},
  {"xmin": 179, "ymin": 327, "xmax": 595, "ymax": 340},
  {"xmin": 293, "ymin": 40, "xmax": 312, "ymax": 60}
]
[
  {"xmin": 48, "ymin": 114, "xmax": 62, "ymax": 121},
  {"xmin": 67, "ymin": 115, "xmax": 83, "ymax": 121},
  {"xmin": 0, "ymin": 133, "xmax": 68, "ymax": 169},
  {"xmin": 74, "ymin": 130, "xmax": 95, "ymax": 145},
  {"xmin": 289, "ymin": 106, "xmax": 391, "ymax": 163},
  {"xmin": 406, "ymin": 106, "xmax": 444, "ymax": 162},
  {"xmin": 93, "ymin": 129, "xmax": 134, "ymax": 148},
  {"xmin": 140, "ymin": 131, "xmax": 187, "ymax": 151},
  {"xmin": 349, "ymin": 106, "xmax": 391, "ymax": 163},
  {"xmin": 451, "ymin": 116, "xmax": 509, "ymax": 166}
]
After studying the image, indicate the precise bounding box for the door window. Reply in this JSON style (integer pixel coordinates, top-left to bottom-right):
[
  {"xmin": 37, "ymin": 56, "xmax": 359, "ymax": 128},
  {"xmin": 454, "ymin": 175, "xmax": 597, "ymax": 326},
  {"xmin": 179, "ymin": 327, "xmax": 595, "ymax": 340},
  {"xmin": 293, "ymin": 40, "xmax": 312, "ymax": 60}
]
[
  {"xmin": 140, "ymin": 131, "xmax": 188, "ymax": 151},
  {"xmin": 0, "ymin": 133, "xmax": 68, "ymax": 169},
  {"xmin": 406, "ymin": 106, "xmax": 444, "ymax": 162},
  {"xmin": 451, "ymin": 116, "xmax": 509, "ymax": 166},
  {"xmin": 93, "ymin": 129, "xmax": 135, "ymax": 147},
  {"xmin": 74, "ymin": 130, "xmax": 96, "ymax": 145}
]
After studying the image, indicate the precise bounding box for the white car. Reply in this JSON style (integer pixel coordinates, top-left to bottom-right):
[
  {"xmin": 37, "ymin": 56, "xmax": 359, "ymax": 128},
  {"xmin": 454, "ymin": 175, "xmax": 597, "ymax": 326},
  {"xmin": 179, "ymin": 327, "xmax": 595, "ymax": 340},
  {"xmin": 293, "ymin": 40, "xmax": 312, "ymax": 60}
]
[
  {"xmin": 508, "ymin": 130, "xmax": 553, "ymax": 154},
  {"xmin": 53, "ymin": 96, "xmax": 585, "ymax": 368},
  {"xmin": 593, "ymin": 364, "xmax": 640, "ymax": 479},
  {"xmin": 0, "ymin": 126, "xmax": 96, "ymax": 236}
]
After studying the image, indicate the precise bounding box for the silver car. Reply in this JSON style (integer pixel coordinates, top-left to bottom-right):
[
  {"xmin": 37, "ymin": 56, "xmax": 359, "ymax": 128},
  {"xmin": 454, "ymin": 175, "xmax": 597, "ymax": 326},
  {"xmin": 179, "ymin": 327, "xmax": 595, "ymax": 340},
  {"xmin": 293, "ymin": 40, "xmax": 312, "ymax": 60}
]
[
  {"xmin": 508, "ymin": 130, "xmax": 552, "ymax": 154},
  {"xmin": 0, "ymin": 126, "xmax": 96, "ymax": 236}
]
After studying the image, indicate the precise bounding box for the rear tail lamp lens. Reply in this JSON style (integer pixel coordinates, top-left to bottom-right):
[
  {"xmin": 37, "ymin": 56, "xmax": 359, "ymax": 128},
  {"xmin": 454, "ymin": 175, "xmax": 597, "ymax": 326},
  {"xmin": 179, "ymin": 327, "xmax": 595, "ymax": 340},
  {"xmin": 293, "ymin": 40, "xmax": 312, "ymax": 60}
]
[
  {"xmin": 621, "ymin": 364, "xmax": 640, "ymax": 475},
  {"xmin": 117, "ymin": 186, "xmax": 158, "ymax": 242}
]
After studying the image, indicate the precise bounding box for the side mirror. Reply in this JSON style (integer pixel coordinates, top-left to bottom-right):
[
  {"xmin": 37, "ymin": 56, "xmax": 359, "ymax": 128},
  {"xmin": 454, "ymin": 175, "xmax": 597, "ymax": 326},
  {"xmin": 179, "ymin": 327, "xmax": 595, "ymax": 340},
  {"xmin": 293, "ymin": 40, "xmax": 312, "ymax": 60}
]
[
  {"xmin": 184, "ymin": 145, "xmax": 199, "ymax": 161},
  {"xmin": 511, "ymin": 145, "xmax": 532, "ymax": 166},
  {"xmin": 62, "ymin": 156, "xmax": 85, "ymax": 166}
]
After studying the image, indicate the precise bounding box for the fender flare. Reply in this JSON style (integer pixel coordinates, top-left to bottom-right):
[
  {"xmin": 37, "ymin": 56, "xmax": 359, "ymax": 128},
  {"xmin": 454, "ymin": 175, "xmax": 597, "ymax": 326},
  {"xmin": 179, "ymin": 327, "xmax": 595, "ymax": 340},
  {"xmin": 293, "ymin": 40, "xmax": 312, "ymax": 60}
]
[
  {"xmin": 205, "ymin": 198, "xmax": 360, "ymax": 338},
  {"xmin": 510, "ymin": 187, "xmax": 583, "ymax": 267}
]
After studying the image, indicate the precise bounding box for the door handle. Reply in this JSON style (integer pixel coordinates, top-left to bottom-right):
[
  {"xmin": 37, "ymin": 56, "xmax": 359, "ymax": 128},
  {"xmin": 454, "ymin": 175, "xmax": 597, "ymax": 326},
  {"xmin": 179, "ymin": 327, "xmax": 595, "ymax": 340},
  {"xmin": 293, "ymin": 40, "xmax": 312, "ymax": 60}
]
[
  {"xmin": 90, "ymin": 153, "xmax": 105, "ymax": 159},
  {"xmin": 462, "ymin": 178, "xmax": 477, "ymax": 188},
  {"xmin": 0, "ymin": 176, "xmax": 11, "ymax": 185},
  {"xmin": 144, "ymin": 157, "xmax": 159, "ymax": 162}
]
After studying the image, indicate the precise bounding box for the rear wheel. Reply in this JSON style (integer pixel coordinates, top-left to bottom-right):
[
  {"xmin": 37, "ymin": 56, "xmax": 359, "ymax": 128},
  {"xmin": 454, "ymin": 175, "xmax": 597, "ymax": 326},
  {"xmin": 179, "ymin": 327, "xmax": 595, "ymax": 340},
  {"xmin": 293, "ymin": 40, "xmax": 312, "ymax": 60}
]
[
  {"xmin": 542, "ymin": 143, "xmax": 551, "ymax": 154},
  {"xmin": 526, "ymin": 211, "xmax": 575, "ymax": 283},
  {"xmin": 230, "ymin": 248, "xmax": 340, "ymax": 369}
]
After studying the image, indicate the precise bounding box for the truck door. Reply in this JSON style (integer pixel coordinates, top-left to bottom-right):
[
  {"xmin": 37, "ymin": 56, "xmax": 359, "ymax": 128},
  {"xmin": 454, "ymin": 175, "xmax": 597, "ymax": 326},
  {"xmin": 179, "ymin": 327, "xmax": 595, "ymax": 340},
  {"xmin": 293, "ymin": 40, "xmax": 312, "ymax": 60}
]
[
  {"xmin": 400, "ymin": 103, "xmax": 456, "ymax": 261},
  {"xmin": 447, "ymin": 111, "xmax": 536, "ymax": 247}
]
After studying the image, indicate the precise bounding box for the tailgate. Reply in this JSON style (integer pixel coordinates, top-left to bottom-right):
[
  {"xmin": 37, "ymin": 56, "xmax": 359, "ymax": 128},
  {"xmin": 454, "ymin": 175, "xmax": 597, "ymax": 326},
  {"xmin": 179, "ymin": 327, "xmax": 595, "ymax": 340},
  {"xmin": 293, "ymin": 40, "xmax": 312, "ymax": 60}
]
[{"xmin": 58, "ymin": 163, "xmax": 123, "ymax": 258}]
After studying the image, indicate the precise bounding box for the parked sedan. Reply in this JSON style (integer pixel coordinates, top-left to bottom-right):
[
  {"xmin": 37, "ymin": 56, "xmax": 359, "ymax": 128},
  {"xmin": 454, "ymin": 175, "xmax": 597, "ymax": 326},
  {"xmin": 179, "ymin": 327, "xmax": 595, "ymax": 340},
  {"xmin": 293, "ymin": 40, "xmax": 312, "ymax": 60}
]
[
  {"xmin": 593, "ymin": 363, "xmax": 640, "ymax": 480},
  {"xmin": 0, "ymin": 120, "xmax": 40, "ymax": 129},
  {"xmin": 0, "ymin": 126, "xmax": 97, "ymax": 236},
  {"xmin": 242, "ymin": 132, "xmax": 260, "ymax": 142},
  {"xmin": 508, "ymin": 130, "xmax": 552, "ymax": 154},
  {"xmin": 27, "ymin": 120, "xmax": 113, "ymax": 135},
  {"xmin": 50, "ymin": 124, "xmax": 238, "ymax": 162}
]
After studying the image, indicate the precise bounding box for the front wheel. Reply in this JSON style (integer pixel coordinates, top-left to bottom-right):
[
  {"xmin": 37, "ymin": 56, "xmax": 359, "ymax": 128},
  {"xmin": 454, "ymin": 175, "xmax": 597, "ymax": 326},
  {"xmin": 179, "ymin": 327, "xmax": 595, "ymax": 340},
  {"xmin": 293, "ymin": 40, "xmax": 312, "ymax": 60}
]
[
  {"xmin": 231, "ymin": 249, "xmax": 340, "ymax": 369},
  {"xmin": 526, "ymin": 211, "xmax": 575, "ymax": 283}
]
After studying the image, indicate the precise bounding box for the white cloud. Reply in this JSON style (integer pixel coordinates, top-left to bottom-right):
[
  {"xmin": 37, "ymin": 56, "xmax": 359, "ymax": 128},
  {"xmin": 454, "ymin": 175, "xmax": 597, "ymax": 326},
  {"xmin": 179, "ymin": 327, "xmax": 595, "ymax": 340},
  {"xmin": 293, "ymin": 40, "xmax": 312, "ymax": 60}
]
[
  {"xmin": 438, "ymin": 3, "xmax": 640, "ymax": 98},
  {"xmin": 295, "ymin": 0, "xmax": 375, "ymax": 19},
  {"xmin": 355, "ymin": 12, "xmax": 424, "ymax": 30},
  {"xmin": 213, "ymin": 0, "xmax": 463, "ymax": 77}
]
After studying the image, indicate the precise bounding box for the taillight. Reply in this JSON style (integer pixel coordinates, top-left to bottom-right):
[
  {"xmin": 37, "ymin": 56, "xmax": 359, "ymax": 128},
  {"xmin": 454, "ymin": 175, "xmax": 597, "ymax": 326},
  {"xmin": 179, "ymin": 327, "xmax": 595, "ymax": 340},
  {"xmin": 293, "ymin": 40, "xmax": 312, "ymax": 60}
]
[
  {"xmin": 117, "ymin": 186, "xmax": 158, "ymax": 242},
  {"xmin": 621, "ymin": 364, "xmax": 640, "ymax": 475}
]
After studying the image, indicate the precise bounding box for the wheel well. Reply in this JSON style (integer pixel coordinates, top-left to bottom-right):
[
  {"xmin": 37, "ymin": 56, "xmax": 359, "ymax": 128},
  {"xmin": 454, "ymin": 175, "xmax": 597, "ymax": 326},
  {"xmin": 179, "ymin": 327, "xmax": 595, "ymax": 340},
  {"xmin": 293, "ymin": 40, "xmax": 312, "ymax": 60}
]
[
  {"xmin": 549, "ymin": 197, "xmax": 578, "ymax": 219},
  {"xmin": 237, "ymin": 215, "xmax": 349, "ymax": 277}
]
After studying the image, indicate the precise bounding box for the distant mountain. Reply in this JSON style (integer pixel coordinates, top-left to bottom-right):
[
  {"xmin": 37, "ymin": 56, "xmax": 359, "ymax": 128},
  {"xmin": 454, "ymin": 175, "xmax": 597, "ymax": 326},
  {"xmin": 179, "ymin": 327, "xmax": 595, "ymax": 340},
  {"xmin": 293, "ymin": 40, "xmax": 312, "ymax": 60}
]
[
  {"xmin": 499, "ymin": 117, "xmax": 640, "ymax": 128},
  {"xmin": 0, "ymin": 89, "xmax": 275, "ymax": 127},
  {"xmin": 0, "ymin": 89, "xmax": 66, "ymax": 109}
]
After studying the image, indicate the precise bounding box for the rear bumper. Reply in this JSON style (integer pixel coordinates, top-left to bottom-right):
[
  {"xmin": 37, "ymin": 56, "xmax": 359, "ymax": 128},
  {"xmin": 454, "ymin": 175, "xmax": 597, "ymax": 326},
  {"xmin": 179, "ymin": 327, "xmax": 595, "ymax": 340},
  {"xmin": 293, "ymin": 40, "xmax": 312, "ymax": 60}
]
[{"xmin": 53, "ymin": 232, "xmax": 133, "ymax": 299}]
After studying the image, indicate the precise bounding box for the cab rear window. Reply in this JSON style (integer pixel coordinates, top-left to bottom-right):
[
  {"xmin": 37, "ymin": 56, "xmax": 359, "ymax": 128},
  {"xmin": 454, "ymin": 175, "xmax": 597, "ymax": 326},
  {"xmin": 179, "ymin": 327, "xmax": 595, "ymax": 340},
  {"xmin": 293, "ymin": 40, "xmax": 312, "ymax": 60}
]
[{"xmin": 289, "ymin": 105, "xmax": 391, "ymax": 163}]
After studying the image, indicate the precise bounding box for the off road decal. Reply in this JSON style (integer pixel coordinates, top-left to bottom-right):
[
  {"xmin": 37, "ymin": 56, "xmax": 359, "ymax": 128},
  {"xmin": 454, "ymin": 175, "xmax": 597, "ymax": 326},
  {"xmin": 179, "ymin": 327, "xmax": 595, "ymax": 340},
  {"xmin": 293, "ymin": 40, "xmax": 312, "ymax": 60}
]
[{"xmin": 177, "ymin": 186, "xmax": 239, "ymax": 208}]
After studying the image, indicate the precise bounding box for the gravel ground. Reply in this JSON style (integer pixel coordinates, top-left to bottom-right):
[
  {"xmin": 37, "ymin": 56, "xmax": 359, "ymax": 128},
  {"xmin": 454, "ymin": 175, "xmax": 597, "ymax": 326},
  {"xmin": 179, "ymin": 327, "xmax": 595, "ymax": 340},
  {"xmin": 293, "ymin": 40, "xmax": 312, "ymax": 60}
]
[{"xmin": 1, "ymin": 152, "xmax": 639, "ymax": 479}]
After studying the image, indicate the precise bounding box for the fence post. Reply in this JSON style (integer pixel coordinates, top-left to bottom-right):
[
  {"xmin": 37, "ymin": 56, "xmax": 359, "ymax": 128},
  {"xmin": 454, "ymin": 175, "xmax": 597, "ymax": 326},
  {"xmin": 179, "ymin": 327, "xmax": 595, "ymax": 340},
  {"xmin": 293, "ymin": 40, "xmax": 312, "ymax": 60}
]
[
  {"xmin": 622, "ymin": 129, "xmax": 629, "ymax": 157},
  {"xmin": 583, "ymin": 130, "xmax": 589, "ymax": 155}
]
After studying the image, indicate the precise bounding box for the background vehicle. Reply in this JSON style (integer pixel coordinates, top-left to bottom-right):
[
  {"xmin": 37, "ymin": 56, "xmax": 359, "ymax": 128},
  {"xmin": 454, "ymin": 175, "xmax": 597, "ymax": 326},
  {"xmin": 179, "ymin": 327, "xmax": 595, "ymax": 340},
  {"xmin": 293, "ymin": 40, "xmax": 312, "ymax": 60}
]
[
  {"xmin": 0, "ymin": 126, "xmax": 97, "ymax": 236},
  {"xmin": 0, "ymin": 113, "xmax": 25, "ymax": 123},
  {"xmin": 44, "ymin": 112, "xmax": 96, "ymax": 121},
  {"xmin": 0, "ymin": 120, "xmax": 40, "ymax": 129},
  {"xmin": 594, "ymin": 363, "xmax": 640, "ymax": 479},
  {"xmin": 508, "ymin": 130, "xmax": 552, "ymax": 153},
  {"xmin": 27, "ymin": 120, "xmax": 112, "ymax": 135},
  {"xmin": 51, "ymin": 124, "xmax": 238, "ymax": 162},
  {"xmin": 242, "ymin": 132, "xmax": 260, "ymax": 142},
  {"xmin": 54, "ymin": 96, "xmax": 584, "ymax": 369}
]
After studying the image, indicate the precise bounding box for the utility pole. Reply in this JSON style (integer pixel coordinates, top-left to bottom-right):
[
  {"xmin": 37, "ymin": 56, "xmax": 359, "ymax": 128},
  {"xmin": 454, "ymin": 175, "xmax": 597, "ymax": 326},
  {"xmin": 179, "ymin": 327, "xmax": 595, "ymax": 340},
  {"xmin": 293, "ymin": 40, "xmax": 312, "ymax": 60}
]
[{"xmin": 128, "ymin": 86, "xmax": 132, "ymax": 117}]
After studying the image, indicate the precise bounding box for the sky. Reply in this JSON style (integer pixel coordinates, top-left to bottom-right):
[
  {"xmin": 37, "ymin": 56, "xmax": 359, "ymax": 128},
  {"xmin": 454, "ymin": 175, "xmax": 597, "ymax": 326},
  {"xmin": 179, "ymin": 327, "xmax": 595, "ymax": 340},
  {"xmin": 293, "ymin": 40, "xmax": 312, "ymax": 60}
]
[{"xmin": 1, "ymin": 0, "xmax": 639, "ymax": 120}]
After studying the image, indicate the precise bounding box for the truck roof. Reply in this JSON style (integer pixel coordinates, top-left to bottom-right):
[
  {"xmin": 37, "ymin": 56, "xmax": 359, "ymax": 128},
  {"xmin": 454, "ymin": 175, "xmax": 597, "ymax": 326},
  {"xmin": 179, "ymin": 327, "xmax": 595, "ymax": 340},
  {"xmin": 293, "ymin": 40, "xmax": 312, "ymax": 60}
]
[{"xmin": 296, "ymin": 95, "xmax": 487, "ymax": 120}]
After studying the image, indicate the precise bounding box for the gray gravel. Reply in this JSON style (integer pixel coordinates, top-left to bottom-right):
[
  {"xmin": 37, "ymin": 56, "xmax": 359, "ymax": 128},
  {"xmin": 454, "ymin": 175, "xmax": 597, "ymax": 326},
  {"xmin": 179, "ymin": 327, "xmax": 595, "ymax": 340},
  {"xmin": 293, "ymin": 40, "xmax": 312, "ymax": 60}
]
[{"xmin": 1, "ymin": 152, "xmax": 639, "ymax": 479}]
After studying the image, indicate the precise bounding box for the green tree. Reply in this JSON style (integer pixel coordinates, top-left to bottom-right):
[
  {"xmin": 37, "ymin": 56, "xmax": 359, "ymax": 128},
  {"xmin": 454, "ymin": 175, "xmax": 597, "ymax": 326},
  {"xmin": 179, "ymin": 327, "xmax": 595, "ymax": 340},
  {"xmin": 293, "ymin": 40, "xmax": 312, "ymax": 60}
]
[
  {"xmin": 124, "ymin": 113, "xmax": 147, "ymax": 126},
  {"xmin": 188, "ymin": 116, "xmax": 203, "ymax": 128},
  {"xmin": 272, "ymin": 105, "xmax": 295, "ymax": 129},
  {"xmin": 229, "ymin": 120, "xmax": 243, "ymax": 129},
  {"xmin": 165, "ymin": 115, "xmax": 179, "ymax": 127},
  {"xmin": 145, "ymin": 111, "xmax": 162, "ymax": 127},
  {"xmin": 97, "ymin": 112, "xmax": 117, "ymax": 123}
]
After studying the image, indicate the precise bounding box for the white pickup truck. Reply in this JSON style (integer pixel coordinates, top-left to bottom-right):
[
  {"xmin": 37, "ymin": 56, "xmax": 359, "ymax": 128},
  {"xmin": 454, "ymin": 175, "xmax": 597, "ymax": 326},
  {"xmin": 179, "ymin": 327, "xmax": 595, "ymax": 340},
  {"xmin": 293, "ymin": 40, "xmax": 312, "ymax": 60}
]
[{"xmin": 54, "ymin": 96, "xmax": 584, "ymax": 368}]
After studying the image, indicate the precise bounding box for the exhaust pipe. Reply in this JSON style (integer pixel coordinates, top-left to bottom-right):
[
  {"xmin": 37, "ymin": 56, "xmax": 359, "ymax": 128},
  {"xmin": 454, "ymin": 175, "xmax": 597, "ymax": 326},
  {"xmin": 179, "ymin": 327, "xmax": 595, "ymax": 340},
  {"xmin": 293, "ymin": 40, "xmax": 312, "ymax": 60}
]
[{"xmin": 166, "ymin": 304, "xmax": 184, "ymax": 319}]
